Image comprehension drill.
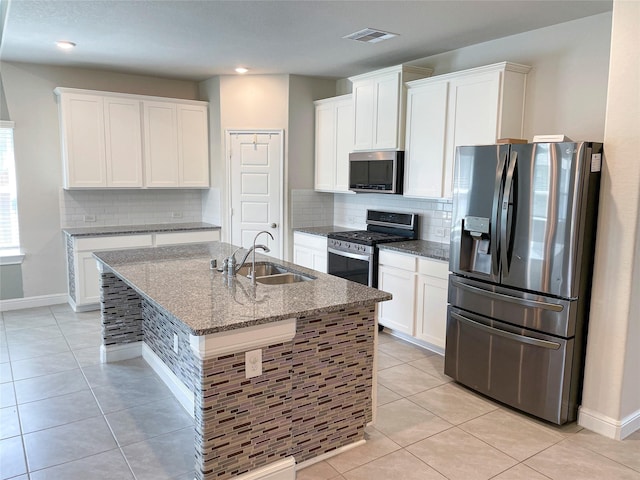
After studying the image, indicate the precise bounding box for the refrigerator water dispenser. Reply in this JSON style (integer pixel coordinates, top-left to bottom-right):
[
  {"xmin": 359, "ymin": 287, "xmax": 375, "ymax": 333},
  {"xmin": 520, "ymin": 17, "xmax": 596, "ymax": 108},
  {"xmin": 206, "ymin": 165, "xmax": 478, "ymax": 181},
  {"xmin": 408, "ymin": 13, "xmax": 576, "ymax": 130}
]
[{"xmin": 462, "ymin": 216, "xmax": 491, "ymax": 275}]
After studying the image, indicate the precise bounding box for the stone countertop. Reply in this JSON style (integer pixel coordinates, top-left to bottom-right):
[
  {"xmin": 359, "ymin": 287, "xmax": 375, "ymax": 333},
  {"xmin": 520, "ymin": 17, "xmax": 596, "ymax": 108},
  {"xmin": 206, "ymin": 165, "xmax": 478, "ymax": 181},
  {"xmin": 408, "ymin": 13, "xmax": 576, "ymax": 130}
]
[
  {"xmin": 63, "ymin": 222, "xmax": 220, "ymax": 237},
  {"xmin": 93, "ymin": 242, "xmax": 391, "ymax": 336},
  {"xmin": 293, "ymin": 226, "xmax": 356, "ymax": 237},
  {"xmin": 378, "ymin": 240, "xmax": 450, "ymax": 262}
]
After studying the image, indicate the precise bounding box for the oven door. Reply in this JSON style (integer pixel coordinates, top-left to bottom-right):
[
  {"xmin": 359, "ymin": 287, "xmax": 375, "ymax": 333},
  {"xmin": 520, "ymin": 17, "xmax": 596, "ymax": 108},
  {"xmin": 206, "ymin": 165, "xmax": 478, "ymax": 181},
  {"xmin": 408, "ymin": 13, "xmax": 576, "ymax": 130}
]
[{"xmin": 327, "ymin": 247, "xmax": 373, "ymax": 287}]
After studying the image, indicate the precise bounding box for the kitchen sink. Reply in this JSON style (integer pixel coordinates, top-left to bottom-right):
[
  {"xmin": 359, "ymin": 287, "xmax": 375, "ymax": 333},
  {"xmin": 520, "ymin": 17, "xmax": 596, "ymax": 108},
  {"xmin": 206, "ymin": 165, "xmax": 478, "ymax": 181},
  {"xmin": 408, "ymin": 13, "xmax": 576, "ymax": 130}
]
[{"xmin": 236, "ymin": 262, "xmax": 315, "ymax": 284}]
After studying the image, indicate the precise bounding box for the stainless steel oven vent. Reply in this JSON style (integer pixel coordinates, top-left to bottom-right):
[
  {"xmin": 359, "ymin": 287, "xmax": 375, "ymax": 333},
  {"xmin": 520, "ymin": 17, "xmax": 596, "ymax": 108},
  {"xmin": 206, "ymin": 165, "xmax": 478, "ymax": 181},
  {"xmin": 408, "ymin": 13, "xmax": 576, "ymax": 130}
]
[{"xmin": 343, "ymin": 28, "xmax": 398, "ymax": 43}]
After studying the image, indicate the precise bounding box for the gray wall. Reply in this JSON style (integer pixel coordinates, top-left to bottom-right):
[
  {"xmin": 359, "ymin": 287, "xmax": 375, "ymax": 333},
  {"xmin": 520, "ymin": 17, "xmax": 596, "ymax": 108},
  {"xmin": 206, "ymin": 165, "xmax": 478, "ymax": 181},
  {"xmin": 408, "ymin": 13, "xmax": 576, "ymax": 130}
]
[{"xmin": 0, "ymin": 62, "xmax": 200, "ymax": 299}]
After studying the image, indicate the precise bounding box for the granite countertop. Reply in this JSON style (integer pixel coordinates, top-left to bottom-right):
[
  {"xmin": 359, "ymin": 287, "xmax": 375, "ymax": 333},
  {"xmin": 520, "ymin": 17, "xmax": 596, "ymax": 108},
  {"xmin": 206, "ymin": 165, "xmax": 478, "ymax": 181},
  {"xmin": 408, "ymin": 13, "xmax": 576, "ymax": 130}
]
[
  {"xmin": 378, "ymin": 240, "xmax": 450, "ymax": 262},
  {"xmin": 293, "ymin": 226, "xmax": 356, "ymax": 237},
  {"xmin": 93, "ymin": 242, "xmax": 390, "ymax": 336},
  {"xmin": 63, "ymin": 222, "xmax": 221, "ymax": 237}
]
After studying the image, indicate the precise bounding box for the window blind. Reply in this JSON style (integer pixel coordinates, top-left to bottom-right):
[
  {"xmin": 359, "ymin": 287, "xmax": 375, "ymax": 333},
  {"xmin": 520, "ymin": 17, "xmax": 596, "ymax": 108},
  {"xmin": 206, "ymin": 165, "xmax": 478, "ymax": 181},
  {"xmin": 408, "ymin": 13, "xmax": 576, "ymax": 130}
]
[{"xmin": 0, "ymin": 122, "xmax": 20, "ymax": 249}]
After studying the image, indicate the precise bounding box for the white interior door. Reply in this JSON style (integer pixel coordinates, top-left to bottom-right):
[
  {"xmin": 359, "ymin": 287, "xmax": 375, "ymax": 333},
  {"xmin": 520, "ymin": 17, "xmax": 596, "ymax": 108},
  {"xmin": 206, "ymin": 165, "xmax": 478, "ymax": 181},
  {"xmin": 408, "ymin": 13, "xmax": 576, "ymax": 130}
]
[{"xmin": 228, "ymin": 131, "xmax": 283, "ymax": 259}]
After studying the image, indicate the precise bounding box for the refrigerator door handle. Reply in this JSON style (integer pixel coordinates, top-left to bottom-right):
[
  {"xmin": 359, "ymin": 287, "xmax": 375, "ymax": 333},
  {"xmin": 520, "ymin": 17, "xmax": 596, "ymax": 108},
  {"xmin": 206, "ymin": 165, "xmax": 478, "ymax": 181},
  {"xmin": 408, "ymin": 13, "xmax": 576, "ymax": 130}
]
[
  {"xmin": 491, "ymin": 151, "xmax": 508, "ymax": 276},
  {"xmin": 451, "ymin": 277, "xmax": 564, "ymax": 312},
  {"xmin": 450, "ymin": 311, "xmax": 561, "ymax": 350},
  {"xmin": 501, "ymin": 151, "xmax": 518, "ymax": 277}
]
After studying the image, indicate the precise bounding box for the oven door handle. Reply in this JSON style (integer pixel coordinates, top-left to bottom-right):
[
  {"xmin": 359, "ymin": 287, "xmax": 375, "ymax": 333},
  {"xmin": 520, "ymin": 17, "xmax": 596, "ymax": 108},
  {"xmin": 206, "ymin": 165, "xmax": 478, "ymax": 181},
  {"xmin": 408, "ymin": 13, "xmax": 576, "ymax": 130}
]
[{"xmin": 327, "ymin": 247, "xmax": 371, "ymax": 262}]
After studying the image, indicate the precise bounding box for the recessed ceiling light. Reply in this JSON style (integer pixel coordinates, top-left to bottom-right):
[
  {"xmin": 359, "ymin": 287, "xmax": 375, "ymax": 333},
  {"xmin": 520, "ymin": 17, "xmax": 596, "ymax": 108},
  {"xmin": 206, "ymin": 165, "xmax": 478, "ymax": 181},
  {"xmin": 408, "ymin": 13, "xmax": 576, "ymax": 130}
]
[
  {"xmin": 235, "ymin": 67, "xmax": 249, "ymax": 74},
  {"xmin": 56, "ymin": 41, "xmax": 76, "ymax": 50}
]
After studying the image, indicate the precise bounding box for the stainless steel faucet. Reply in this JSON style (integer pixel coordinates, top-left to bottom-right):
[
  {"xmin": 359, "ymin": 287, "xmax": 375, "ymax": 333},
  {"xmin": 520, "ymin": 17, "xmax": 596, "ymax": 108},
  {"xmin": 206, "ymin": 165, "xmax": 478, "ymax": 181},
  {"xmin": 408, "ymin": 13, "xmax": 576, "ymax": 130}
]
[{"xmin": 224, "ymin": 230, "xmax": 274, "ymax": 284}]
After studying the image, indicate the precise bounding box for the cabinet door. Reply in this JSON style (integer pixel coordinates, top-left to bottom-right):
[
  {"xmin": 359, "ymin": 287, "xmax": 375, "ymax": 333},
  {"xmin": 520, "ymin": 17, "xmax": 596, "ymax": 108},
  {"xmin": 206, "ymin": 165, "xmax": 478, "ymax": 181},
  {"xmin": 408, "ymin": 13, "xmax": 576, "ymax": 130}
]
[
  {"xmin": 378, "ymin": 264, "xmax": 416, "ymax": 335},
  {"xmin": 334, "ymin": 99, "xmax": 354, "ymax": 192},
  {"xmin": 416, "ymin": 274, "xmax": 448, "ymax": 349},
  {"xmin": 373, "ymin": 72, "xmax": 401, "ymax": 150},
  {"xmin": 293, "ymin": 245, "xmax": 314, "ymax": 270},
  {"xmin": 60, "ymin": 94, "xmax": 107, "ymax": 188},
  {"xmin": 76, "ymin": 251, "xmax": 101, "ymax": 305},
  {"xmin": 443, "ymin": 71, "xmax": 501, "ymax": 197},
  {"xmin": 314, "ymin": 102, "xmax": 336, "ymax": 191},
  {"xmin": 352, "ymin": 79, "xmax": 375, "ymax": 151},
  {"xmin": 311, "ymin": 252, "xmax": 327, "ymax": 273},
  {"xmin": 104, "ymin": 97, "xmax": 143, "ymax": 187},
  {"xmin": 144, "ymin": 102, "xmax": 179, "ymax": 187},
  {"xmin": 177, "ymin": 104, "xmax": 209, "ymax": 187},
  {"xmin": 404, "ymin": 82, "xmax": 449, "ymax": 198}
]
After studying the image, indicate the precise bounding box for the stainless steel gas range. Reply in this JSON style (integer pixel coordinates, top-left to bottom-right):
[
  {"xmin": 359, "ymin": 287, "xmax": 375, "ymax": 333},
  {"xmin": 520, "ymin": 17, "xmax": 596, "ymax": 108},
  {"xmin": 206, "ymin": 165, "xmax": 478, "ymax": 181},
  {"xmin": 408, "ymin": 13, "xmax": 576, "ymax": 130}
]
[{"xmin": 327, "ymin": 210, "xmax": 419, "ymax": 288}]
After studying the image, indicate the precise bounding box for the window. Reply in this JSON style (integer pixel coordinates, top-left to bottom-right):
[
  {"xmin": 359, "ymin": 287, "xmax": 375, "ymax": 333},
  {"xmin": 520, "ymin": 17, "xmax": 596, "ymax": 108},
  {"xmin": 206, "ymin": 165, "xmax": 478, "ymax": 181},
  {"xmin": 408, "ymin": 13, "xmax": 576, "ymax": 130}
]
[{"xmin": 0, "ymin": 121, "xmax": 20, "ymax": 251}]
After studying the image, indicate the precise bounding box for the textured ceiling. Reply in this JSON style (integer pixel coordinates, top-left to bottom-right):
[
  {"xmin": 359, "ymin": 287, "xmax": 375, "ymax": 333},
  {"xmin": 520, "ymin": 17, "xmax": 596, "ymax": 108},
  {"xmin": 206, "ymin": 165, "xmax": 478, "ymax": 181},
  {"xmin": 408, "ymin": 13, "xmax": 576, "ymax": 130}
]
[{"xmin": 0, "ymin": 0, "xmax": 613, "ymax": 81}]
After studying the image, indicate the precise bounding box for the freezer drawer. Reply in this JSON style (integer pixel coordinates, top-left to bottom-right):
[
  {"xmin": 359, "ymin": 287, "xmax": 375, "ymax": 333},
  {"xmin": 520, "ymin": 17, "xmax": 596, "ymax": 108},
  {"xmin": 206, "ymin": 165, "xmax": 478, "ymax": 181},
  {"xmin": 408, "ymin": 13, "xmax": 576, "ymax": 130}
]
[
  {"xmin": 448, "ymin": 275, "xmax": 577, "ymax": 337},
  {"xmin": 444, "ymin": 306, "xmax": 578, "ymax": 424}
]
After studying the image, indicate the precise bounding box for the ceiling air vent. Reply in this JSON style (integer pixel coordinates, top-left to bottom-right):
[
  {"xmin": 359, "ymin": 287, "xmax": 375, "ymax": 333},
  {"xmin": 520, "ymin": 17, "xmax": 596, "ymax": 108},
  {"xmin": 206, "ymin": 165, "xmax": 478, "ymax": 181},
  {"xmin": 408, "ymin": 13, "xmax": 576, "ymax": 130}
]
[{"xmin": 343, "ymin": 28, "xmax": 398, "ymax": 44}]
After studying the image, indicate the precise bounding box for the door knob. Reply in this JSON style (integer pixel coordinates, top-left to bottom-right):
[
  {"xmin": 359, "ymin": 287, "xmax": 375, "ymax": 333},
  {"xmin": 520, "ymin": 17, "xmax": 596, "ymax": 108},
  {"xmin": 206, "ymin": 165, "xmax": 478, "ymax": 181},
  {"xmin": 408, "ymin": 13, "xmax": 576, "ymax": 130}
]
[{"xmin": 270, "ymin": 223, "xmax": 277, "ymax": 228}]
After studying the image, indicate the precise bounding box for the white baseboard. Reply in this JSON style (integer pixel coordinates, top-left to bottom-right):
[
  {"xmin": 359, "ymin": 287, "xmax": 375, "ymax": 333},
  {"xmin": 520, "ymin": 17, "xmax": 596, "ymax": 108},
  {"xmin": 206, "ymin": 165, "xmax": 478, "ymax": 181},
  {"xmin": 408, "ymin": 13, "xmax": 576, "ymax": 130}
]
[
  {"xmin": 100, "ymin": 342, "xmax": 142, "ymax": 363},
  {"xmin": 578, "ymin": 406, "xmax": 640, "ymax": 440},
  {"xmin": 142, "ymin": 343, "xmax": 195, "ymax": 418},
  {"xmin": 236, "ymin": 457, "xmax": 295, "ymax": 480},
  {"xmin": 296, "ymin": 440, "xmax": 366, "ymax": 471},
  {"xmin": 0, "ymin": 293, "xmax": 67, "ymax": 312}
]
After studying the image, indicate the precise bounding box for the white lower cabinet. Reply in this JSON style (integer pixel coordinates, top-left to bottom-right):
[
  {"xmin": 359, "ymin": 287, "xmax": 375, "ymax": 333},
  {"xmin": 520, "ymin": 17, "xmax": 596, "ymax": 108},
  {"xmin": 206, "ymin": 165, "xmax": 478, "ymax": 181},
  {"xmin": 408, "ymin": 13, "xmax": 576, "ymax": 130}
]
[
  {"xmin": 292, "ymin": 232, "xmax": 327, "ymax": 273},
  {"xmin": 377, "ymin": 249, "xmax": 449, "ymax": 350},
  {"xmin": 68, "ymin": 229, "xmax": 220, "ymax": 311},
  {"xmin": 415, "ymin": 258, "xmax": 449, "ymax": 350},
  {"xmin": 378, "ymin": 250, "xmax": 417, "ymax": 335}
]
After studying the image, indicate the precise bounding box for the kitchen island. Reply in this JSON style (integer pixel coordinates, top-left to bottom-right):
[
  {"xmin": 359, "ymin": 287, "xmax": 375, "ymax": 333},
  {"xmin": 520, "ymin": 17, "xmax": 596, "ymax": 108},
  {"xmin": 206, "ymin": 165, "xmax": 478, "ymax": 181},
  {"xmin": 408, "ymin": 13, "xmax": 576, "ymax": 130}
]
[{"xmin": 93, "ymin": 242, "xmax": 390, "ymax": 480}]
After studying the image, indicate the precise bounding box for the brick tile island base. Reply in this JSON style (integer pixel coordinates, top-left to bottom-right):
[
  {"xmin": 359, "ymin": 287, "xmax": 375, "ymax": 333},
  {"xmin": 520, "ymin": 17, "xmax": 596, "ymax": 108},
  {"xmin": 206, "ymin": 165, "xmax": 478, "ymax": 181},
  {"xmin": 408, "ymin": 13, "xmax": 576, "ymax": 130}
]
[{"xmin": 95, "ymin": 243, "xmax": 388, "ymax": 480}]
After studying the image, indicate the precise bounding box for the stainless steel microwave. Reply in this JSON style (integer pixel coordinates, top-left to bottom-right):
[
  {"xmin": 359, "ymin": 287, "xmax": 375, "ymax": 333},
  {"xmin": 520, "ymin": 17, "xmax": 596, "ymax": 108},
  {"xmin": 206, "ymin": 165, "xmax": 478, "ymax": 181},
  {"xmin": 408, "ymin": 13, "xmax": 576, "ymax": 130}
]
[{"xmin": 348, "ymin": 151, "xmax": 404, "ymax": 194}]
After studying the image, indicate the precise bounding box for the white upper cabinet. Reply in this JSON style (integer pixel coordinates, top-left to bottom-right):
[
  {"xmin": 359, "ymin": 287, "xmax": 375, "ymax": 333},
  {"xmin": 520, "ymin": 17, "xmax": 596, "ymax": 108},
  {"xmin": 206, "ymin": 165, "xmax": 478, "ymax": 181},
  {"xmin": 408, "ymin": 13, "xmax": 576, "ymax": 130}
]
[
  {"xmin": 314, "ymin": 94, "xmax": 353, "ymax": 193},
  {"xmin": 143, "ymin": 101, "xmax": 180, "ymax": 187},
  {"xmin": 403, "ymin": 62, "xmax": 530, "ymax": 199},
  {"xmin": 349, "ymin": 65, "xmax": 433, "ymax": 151},
  {"xmin": 55, "ymin": 88, "xmax": 209, "ymax": 189},
  {"xmin": 177, "ymin": 104, "xmax": 210, "ymax": 187},
  {"xmin": 104, "ymin": 97, "xmax": 144, "ymax": 187}
]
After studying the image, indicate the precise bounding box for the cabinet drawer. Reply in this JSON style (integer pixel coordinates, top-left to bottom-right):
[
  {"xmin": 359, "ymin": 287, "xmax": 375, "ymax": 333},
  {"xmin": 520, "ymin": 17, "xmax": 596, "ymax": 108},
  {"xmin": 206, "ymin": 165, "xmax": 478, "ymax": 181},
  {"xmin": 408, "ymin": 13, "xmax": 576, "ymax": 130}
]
[
  {"xmin": 293, "ymin": 232, "xmax": 327, "ymax": 250},
  {"xmin": 378, "ymin": 250, "xmax": 417, "ymax": 271},
  {"xmin": 75, "ymin": 234, "xmax": 153, "ymax": 252},
  {"xmin": 154, "ymin": 230, "xmax": 219, "ymax": 246},
  {"xmin": 417, "ymin": 257, "xmax": 449, "ymax": 279}
]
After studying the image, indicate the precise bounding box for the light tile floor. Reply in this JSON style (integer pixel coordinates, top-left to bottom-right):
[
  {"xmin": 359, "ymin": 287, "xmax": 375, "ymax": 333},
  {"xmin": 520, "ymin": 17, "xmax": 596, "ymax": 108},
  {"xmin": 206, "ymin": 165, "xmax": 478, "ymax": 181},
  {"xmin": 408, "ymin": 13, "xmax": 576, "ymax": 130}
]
[{"xmin": 1, "ymin": 305, "xmax": 639, "ymax": 480}]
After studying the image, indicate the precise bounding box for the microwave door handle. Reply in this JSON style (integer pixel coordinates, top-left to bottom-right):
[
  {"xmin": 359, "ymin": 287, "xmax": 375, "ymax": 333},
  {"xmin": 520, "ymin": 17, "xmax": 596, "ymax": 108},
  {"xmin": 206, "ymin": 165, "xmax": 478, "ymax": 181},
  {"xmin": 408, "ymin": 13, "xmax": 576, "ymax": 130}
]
[{"xmin": 491, "ymin": 151, "xmax": 508, "ymax": 277}]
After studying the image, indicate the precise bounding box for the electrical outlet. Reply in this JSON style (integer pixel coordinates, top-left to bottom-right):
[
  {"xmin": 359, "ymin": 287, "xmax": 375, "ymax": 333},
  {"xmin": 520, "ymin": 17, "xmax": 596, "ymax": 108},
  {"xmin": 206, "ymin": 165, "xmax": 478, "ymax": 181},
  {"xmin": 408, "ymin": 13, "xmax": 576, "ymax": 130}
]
[
  {"xmin": 84, "ymin": 214, "xmax": 96, "ymax": 222},
  {"xmin": 173, "ymin": 333, "xmax": 179, "ymax": 353},
  {"xmin": 171, "ymin": 212, "xmax": 183, "ymax": 218},
  {"xmin": 245, "ymin": 349, "xmax": 262, "ymax": 379},
  {"xmin": 435, "ymin": 227, "xmax": 445, "ymax": 237}
]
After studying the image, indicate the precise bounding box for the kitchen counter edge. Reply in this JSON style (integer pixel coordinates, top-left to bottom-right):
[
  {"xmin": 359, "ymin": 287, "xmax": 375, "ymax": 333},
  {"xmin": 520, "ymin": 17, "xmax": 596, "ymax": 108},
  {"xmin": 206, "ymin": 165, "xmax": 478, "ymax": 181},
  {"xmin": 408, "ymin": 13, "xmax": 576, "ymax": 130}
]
[
  {"xmin": 378, "ymin": 240, "xmax": 450, "ymax": 262},
  {"xmin": 63, "ymin": 222, "xmax": 221, "ymax": 237}
]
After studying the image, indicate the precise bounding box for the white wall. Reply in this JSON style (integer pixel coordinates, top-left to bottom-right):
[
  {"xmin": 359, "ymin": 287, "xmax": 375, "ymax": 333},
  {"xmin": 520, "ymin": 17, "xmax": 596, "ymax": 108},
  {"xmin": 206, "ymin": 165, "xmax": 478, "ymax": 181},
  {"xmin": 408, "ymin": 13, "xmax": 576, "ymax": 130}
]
[
  {"xmin": 0, "ymin": 62, "xmax": 200, "ymax": 298},
  {"xmin": 407, "ymin": 12, "xmax": 612, "ymax": 142},
  {"xmin": 579, "ymin": 0, "xmax": 640, "ymax": 440}
]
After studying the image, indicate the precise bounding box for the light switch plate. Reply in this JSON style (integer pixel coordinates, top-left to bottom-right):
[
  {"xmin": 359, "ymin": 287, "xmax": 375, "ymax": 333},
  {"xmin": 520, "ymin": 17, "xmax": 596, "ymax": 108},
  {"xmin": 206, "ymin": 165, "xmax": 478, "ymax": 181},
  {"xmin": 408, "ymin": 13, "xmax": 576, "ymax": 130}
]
[{"xmin": 245, "ymin": 349, "xmax": 262, "ymax": 378}]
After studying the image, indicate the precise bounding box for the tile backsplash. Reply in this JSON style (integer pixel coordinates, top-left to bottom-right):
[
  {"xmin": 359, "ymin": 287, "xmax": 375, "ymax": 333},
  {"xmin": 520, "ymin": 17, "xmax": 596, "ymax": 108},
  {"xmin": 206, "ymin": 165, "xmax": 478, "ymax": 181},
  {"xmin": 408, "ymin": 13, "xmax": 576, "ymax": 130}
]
[
  {"xmin": 290, "ymin": 190, "xmax": 334, "ymax": 228},
  {"xmin": 290, "ymin": 189, "xmax": 452, "ymax": 244},
  {"xmin": 60, "ymin": 189, "xmax": 203, "ymax": 228},
  {"xmin": 333, "ymin": 192, "xmax": 452, "ymax": 243}
]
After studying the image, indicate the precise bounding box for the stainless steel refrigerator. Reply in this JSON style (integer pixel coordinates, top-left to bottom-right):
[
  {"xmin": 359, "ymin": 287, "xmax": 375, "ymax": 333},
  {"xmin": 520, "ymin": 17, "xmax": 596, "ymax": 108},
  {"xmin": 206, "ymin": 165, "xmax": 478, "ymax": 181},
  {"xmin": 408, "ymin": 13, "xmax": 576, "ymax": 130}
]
[{"xmin": 445, "ymin": 141, "xmax": 603, "ymax": 424}]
